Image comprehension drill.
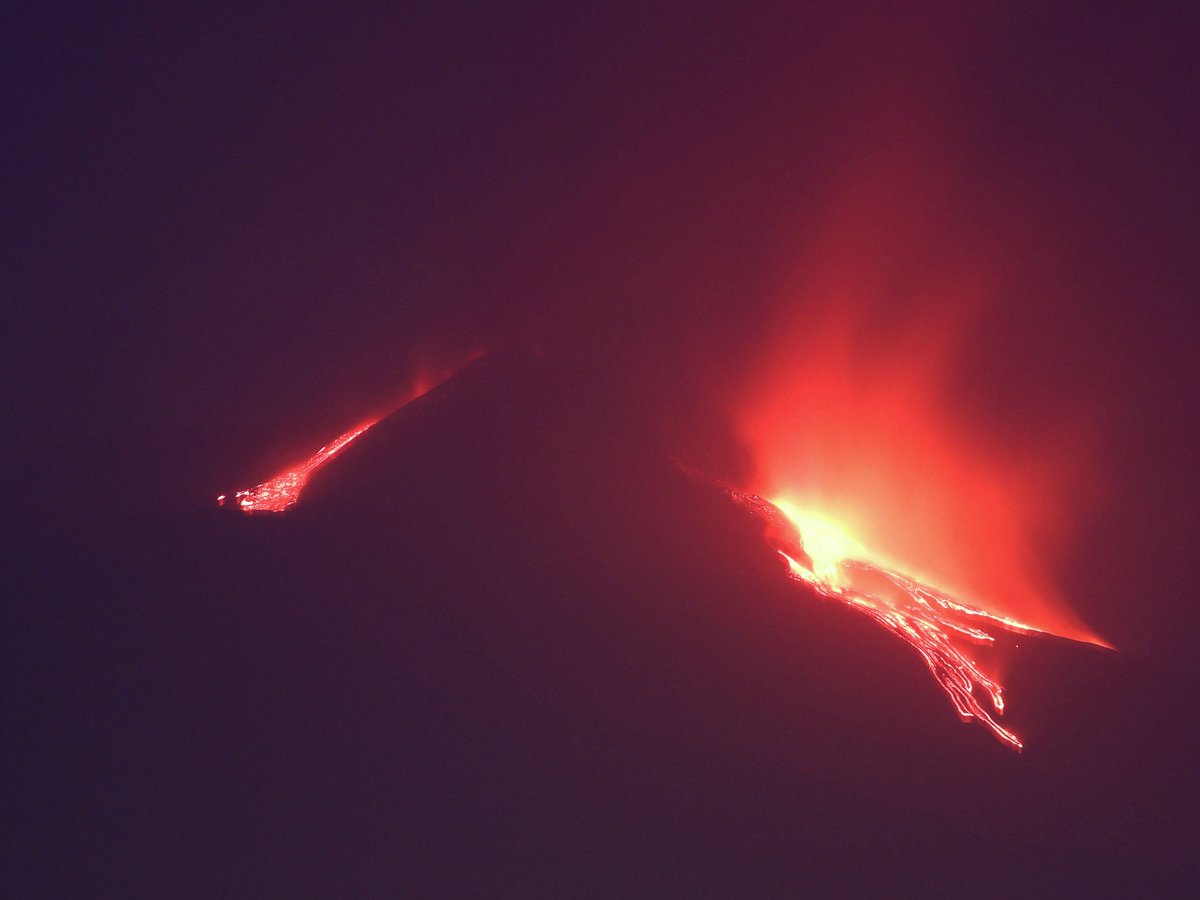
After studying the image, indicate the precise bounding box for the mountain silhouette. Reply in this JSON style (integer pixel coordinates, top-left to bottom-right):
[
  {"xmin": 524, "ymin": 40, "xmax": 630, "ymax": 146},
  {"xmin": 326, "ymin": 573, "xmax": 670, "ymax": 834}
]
[{"xmin": 13, "ymin": 352, "xmax": 1198, "ymax": 894}]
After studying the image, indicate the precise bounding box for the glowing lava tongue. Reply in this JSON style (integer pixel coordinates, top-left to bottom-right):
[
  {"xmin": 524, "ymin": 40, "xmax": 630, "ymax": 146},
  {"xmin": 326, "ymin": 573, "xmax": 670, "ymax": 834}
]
[
  {"xmin": 218, "ymin": 422, "xmax": 375, "ymax": 513},
  {"xmin": 729, "ymin": 489, "xmax": 1054, "ymax": 749},
  {"xmin": 218, "ymin": 355, "xmax": 481, "ymax": 513}
]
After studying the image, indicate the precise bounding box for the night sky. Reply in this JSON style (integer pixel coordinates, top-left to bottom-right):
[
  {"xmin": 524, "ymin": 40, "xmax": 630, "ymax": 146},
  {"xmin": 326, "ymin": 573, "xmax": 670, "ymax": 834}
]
[{"xmin": 10, "ymin": 3, "xmax": 1200, "ymax": 893}]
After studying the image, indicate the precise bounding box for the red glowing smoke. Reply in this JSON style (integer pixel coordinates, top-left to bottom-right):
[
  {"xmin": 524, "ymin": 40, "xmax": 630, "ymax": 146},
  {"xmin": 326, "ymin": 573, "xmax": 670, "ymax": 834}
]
[
  {"xmin": 735, "ymin": 317, "xmax": 1106, "ymax": 648},
  {"xmin": 731, "ymin": 131, "xmax": 1107, "ymax": 649},
  {"xmin": 723, "ymin": 311, "xmax": 1110, "ymax": 747},
  {"xmin": 704, "ymin": 108, "xmax": 1114, "ymax": 746}
]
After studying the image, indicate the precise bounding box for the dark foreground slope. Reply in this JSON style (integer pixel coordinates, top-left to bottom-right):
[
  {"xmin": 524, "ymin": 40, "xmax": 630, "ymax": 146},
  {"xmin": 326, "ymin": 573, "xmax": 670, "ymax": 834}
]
[{"xmin": 13, "ymin": 354, "xmax": 1200, "ymax": 895}]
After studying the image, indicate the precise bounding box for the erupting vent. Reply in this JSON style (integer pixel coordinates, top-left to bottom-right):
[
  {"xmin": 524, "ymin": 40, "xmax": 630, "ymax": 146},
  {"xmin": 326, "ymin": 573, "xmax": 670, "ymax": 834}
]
[{"xmin": 729, "ymin": 489, "xmax": 1095, "ymax": 749}]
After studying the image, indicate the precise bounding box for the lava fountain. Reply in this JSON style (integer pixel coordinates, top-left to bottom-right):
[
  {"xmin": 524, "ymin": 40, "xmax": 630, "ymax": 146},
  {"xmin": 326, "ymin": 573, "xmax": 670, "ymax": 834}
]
[
  {"xmin": 700, "ymin": 106, "xmax": 1119, "ymax": 747},
  {"xmin": 724, "ymin": 292, "xmax": 1109, "ymax": 748},
  {"xmin": 723, "ymin": 303, "xmax": 1113, "ymax": 749},
  {"xmin": 725, "ymin": 391, "xmax": 1109, "ymax": 749}
]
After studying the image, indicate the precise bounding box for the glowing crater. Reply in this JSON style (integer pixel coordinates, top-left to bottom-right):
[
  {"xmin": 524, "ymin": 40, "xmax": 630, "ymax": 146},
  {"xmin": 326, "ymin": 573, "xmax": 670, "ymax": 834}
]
[{"xmin": 728, "ymin": 489, "xmax": 1086, "ymax": 750}]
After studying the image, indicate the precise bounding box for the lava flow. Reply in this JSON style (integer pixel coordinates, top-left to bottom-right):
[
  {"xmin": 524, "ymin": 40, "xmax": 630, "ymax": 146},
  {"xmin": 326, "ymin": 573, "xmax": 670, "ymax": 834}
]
[
  {"xmin": 729, "ymin": 489, "xmax": 1065, "ymax": 748},
  {"xmin": 218, "ymin": 421, "xmax": 375, "ymax": 512},
  {"xmin": 728, "ymin": 316, "xmax": 1111, "ymax": 747},
  {"xmin": 218, "ymin": 355, "xmax": 480, "ymax": 512}
]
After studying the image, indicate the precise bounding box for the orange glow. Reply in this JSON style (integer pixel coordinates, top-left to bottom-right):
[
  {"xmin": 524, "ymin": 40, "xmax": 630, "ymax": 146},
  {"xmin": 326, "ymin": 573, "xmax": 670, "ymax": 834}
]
[
  {"xmin": 730, "ymin": 489, "xmax": 1065, "ymax": 748},
  {"xmin": 721, "ymin": 140, "xmax": 1111, "ymax": 746},
  {"xmin": 735, "ymin": 309, "xmax": 1107, "ymax": 650},
  {"xmin": 730, "ymin": 128, "xmax": 1111, "ymax": 651},
  {"xmin": 769, "ymin": 499, "xmax": 864, "ymax": 584},
  {"xmin": 726, "ymin": 306, "xmax": 1112, "ymax": 746}
]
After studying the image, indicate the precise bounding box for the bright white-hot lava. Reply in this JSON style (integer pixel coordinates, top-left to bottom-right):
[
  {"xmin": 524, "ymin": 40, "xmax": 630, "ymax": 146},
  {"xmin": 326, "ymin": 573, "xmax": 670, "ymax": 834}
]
[
  {"xmin": 768, "ymin": 499, "xmax": 865, "ymax": 584},
  {"xmin": 728, "ymin": 287, "xmax": 1110, "ymax": 748},
  {"xmin": 727, "ymin": 489, "xmax": 1105, "ymax": 750}
]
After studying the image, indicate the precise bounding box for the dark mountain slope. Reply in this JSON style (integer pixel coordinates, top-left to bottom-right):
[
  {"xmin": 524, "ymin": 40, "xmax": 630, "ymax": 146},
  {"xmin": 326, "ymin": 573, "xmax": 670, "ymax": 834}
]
[{"xmin": 12, "ymin": 353, "xmax": 1198, "ymax": 894}]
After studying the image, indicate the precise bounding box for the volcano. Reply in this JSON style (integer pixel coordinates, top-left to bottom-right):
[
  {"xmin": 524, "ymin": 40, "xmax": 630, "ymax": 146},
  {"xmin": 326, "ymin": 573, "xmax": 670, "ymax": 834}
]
[{"xmin": 17, "ymin": 352, "xmax": 1199, "ymax": 894}]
